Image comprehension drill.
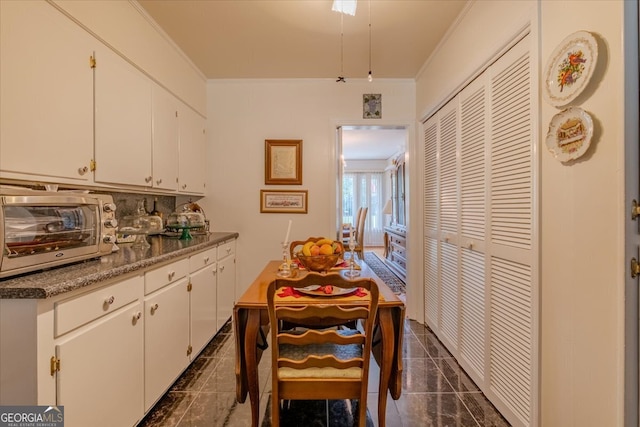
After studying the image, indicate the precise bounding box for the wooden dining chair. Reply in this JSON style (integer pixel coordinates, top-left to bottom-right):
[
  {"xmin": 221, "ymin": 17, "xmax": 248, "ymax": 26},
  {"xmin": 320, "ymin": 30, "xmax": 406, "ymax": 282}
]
[
  {"xmin": 353, "ymin": 207, "xmax": 367, "ymax": 260},
  {"xmin": 267, "ymin": 274, "xmax": 379, "ymax": 427},
  {"xmin": 342, "ymin": 207, "xmax": 362, "ymax": 245}
]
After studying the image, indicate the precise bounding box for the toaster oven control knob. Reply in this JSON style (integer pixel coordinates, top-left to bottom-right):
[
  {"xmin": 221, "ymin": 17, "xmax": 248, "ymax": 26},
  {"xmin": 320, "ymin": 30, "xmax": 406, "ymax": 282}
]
[
  {"xmin": 103, "ymin": 203, "xmax": 117, "ymax": 213},
  {"xmin": 103, "ymin": 218, "xmax": 118, "ymax": 228},
  {"xmin": 103, "ymin": 235, "xmax": 116, "ymax": 244}
]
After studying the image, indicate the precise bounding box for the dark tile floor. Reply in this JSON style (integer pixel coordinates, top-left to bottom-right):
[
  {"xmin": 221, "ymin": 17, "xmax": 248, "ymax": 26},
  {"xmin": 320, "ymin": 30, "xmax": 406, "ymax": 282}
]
[{"xmin": 138, "ymin": 318, "xmax": 510, "ymax": 427}]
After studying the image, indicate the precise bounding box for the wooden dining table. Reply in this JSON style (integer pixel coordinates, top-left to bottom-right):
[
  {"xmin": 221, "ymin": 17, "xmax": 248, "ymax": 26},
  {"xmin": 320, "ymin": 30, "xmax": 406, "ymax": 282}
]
[{"xmin": 234, "ymin": 260, "xmax": 405, "ymax": 427}]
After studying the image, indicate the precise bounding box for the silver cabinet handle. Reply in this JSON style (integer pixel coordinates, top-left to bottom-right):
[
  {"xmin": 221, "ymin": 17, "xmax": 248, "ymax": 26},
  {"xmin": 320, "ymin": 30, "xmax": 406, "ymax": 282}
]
[
  {"xmin": 145, "ymin": 176, "xmax": 152, "ymax": 183},
  {"xmin": 181, "ymin": 184, "xmax": 187, "ymax": 190},
  {"xmin": 150, "ymin": 303, "xmax": 159, "ymax": 315},
  {"xmin": 156, "ymin": 178, "xmax": 163, "ymax": 185},
  {"xmin": 204, "ymin": 256, "xmax": 210, "ymax": 264},
  {"xmin": 78, "ymin": 166, "xmax": 89, "ymax": 176},
  {"xmin": 168, "ymin": 271, "xmax": 175, "ymax": 280},
  {"xmin": 219, "ymin": 265, "xmax": 225, "ymax": 272}
]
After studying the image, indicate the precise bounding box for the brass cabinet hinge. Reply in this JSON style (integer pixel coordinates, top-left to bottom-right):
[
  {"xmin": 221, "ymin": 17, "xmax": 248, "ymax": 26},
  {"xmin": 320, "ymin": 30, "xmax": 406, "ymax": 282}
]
[
  {"xmin": 187, "ymin": 281, "xmax": 192, "ymax": 292},
  {"xmin": 89, "ymin": 55, "xmax": 96, "ymax": 69},
  {"xmin": 187, "ymin": 345, "xmax": 192, "ymax": 356},
  {"xmin": 50, "ymin": 356, "xmax": 60, "ymax": 376},
  {"xmin": 632, "ymin": 257, "xmax": 640, "ymax": 278},
  {"xmin": 90, "ymin": 159, "xmax": 96, "ymax": 172}
]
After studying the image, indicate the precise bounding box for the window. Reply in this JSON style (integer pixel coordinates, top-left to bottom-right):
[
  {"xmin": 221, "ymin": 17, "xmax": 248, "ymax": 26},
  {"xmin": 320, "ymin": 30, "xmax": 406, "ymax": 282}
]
[{"xmin": 342, "ymin": 172, "xmax": 384, "ymax": 245}]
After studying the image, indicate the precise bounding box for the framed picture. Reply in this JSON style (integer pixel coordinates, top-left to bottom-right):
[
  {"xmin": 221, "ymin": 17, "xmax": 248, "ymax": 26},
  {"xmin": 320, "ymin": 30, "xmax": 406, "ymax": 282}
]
[
  {"xmin": 265, "ymin": 139, "xmax": 302, "ymax": 185},
  {"xmin": 363, "ymin": 94, "xmax": 382, "ymax": 119},
  {"xmin": 260, "ymin": 190, "xmax": 308, "ymax": 214}
]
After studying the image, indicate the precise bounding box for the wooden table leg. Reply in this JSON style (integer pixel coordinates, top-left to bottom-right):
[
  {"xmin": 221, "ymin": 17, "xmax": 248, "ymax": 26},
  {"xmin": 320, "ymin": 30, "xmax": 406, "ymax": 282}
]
[
  {"xmin": 243, "ymin": 309, "xmax": 261, "ymax": 427},
  {"xmin": 377, "ymin": 309, "xmax": 395, "ymax": 427},
  {"xmin": 234, "ymin": 308, "xmax": 248, "ymax": 403}
]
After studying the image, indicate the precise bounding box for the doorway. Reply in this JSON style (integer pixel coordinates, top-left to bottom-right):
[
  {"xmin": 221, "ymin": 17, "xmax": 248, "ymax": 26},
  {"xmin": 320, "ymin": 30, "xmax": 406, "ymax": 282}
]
[{"xmin": 337, "ymin": 125, "xmax": 407, "ymax": 256}]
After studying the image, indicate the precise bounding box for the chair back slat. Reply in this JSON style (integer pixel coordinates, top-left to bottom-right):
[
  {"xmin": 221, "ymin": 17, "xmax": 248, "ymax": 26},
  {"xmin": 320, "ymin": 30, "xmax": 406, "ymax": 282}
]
[
  {"xmin": 276, "ymin": 305, "xmax": 371, "ymax": 322},
  {"xmin": 278, "ymin": 329, "xmax": 365, "ymax": 346},
  {"xmin": 279, "ymin": 355, "xmax": 363, "ymax": 370}
]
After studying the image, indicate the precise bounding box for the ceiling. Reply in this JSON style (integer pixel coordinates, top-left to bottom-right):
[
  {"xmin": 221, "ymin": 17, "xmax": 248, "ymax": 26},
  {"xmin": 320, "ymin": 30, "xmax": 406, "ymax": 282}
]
[
  {"xmin": 137, "ymin": 0, "xmax": 466, "ymax": 159},
  {"xmin": 137, "ymin": 0, "xmax": 467, "ymax": 80},
  {"xmin": 341, "ymin": 127, "xmax": 406, "ymax": 160}
]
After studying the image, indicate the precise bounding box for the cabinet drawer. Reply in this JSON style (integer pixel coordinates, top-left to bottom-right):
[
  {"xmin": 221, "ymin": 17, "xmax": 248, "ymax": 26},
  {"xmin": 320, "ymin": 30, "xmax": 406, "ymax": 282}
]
[
  {"xmin": 145, "ymin": 258, "xmax": 189, "ymax": 295},
  {"xmin": 217, "ymin": 240, "xmax": 235, "ymax": 260},
  {"xmin": 189, "ymin": 247, "xmax": 217, "ymax": 273},
  {"xmin": 55, "ymin": 274, "xmax": 142, "ymax": 337}
]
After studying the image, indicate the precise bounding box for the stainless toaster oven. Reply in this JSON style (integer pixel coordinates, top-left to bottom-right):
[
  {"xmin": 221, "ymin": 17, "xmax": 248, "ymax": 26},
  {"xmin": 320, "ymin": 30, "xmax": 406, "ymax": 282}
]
[{"xmin": 0, "ymin": 186, "xmax": 118, "ymax": 278}]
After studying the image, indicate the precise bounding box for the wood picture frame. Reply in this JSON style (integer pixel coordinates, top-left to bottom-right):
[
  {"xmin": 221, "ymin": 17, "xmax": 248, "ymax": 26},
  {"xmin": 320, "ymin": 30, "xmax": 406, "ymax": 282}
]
[
  {"xmin": 260, "ymin": 190, "xmax": 308, "ymax": 214},
  {"xmin": 265, "ymin": 139, "xmax": 302, "ymax": 185}
]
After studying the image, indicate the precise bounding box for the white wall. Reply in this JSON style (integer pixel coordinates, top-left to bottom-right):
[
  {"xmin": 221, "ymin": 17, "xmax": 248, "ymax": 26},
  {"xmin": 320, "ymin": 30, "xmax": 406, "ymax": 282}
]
[
  {"xmin": 203, "ymin": 79, "xmax": 415, "ymax": 294},
  {"xmin": 415, "ymin": 0, "xmax": 626, "ymax": 425}
]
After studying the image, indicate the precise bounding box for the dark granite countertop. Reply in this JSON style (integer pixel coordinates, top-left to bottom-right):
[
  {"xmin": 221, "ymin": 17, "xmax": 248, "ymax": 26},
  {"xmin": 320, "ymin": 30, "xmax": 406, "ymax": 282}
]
[{"xmin": 0, "ymin": 231, "xmax": 239, "ymax": 299}]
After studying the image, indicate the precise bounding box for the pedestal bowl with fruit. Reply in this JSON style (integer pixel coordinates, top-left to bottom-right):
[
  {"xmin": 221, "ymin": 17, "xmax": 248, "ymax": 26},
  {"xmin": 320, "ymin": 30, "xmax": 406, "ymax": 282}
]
[{"xmin": 295, "ymin": 238, "xmax": 344, "ymax": 273}]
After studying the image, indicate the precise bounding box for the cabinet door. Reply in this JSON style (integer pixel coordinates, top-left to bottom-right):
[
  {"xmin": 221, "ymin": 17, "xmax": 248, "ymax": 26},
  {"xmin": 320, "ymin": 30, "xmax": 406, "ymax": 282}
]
[
  {"xmin": 151, "ymin": 85, "xmax": 179, "ymax": 191},
  {"xmin": 190, "ymin": 263, "xmax": 217, "ymax": 357},
  {"xmin": 56, "ymin": 303, "xmax": 143, "ymax": 427},
  {"xmin": 144, "ymin": 278, "xmax": 189, "ymax": 411},
  {"xmin": 216, "ymin": 254, "xmax": 236, "ymax": 330},
  {"xmin": 0, "ymin": 1, "xmax": 93, "ymax": 182},
  {"xmin": 94, "ymin": 45, "xmax": 152, "ymax": 187},
  {"xmin": 178, "ymin": 105, "xmax": 206, "ymax": 194}
]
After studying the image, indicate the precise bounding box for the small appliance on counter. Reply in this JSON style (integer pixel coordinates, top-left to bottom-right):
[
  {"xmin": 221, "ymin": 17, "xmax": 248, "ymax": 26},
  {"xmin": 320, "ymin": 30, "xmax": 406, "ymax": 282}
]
[{"xmin": 0, "ymin": 185, "xmax": 117, "ymax": 278}]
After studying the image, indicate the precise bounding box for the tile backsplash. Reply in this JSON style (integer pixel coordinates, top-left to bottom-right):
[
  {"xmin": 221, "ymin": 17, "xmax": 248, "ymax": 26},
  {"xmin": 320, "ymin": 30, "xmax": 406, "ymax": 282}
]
[{"xmin": 108, "ymin": 193, "xmax": 175, "ymax": 222}]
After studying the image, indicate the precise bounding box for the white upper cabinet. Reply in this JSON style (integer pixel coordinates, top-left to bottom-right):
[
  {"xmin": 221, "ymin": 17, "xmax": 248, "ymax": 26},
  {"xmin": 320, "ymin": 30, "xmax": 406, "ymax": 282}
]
[
  {"xmin": 178, "ymin": 105, "xmax": 207, "ymax": 195},
  {"xmin": 151, "ymin": 85, "xmax": 180, "ymax": 191},
  {"xmin": 0, "ymin": 1, "xmax": 206, "ymax": 194},
  {"xmin": 0, "ymin": 1, "xmax": 94, "ymax": 183},
  {"xmin": 94, "ymin": 45, "xmax": 153, "ymax": 187}
]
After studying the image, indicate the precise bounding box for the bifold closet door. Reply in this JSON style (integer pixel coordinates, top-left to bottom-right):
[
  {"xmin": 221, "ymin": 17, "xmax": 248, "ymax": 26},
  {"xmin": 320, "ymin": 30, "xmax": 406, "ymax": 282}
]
[{"xmin": 422, "ymin": 32, "xmax": 536, "ymax": 427}]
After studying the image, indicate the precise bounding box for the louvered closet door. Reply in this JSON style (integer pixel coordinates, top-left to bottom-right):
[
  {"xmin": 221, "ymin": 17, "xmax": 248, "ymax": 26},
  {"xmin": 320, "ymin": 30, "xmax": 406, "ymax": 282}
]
[
  {"xmin": 421, "ymin": 32, "xmax": 536, "ymax": 427},
  {"xmin": 423, "ymin": 116, "xmax": 439, "ymax": 328},
  {"xmin": 459, "ymin": 74, "xmax": 489, "ymax": 381},
  {"xmin": 487, "ymin": 35, "xmax": 534, "ymax": 427},
  {"xmin": 438, "ymin": 99, "xmax": 460, "ymax": 349}
]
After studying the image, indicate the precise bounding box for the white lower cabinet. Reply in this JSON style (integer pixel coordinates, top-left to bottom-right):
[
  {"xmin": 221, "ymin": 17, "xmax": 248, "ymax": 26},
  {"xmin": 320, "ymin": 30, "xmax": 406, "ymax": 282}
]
[
  {"xmin": 143, "ymin": 276, "xmax": 190, "ymax": 411},
  {"xmin": 55, "ymin": 276, "xmax": 144, "ymax": 427},
  {"xmin": 0, "ymin": 240, "xmax": 237, "ymax": 427},
  {"xmin": 216, "ymin": 240, "xmax": 236, "ymax": 330},
  {"xmin": 189, "ymin": 248, "xmax": 217, "ymax": 357}
]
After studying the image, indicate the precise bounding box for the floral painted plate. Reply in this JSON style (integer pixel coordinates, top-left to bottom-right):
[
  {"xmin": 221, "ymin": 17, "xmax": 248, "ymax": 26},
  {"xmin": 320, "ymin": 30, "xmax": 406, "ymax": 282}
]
[
  {"xmin": 543, "ymin": 31, "xmax": 598, "ymax": 107},
  {"xmin": 545, "ymin": 106, "xmax": 594, "ymax": 162}
]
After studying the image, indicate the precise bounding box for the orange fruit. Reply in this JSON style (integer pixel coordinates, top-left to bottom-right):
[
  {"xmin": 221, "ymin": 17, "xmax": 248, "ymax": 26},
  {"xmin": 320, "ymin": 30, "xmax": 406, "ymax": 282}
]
[{"xmin": 319, "ymin": 244, "xmax": 334, "ymax": 255}]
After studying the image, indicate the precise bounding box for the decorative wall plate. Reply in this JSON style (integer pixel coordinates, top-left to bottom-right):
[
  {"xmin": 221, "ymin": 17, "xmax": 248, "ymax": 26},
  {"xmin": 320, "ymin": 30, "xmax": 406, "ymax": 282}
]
[
  {"xmin": 543, "ymin": 31, "xmax": 598, "ymax": 107},
  {"xmin": 545, "ymin": 106, "xmax": 593, "ymax": 162}
]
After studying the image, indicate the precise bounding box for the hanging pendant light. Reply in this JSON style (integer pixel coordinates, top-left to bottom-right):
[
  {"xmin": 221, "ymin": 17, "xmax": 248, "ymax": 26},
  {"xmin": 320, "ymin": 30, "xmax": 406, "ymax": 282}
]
[
  {"xmin": 336, "ymin": 8, "xmax": 346, "ymax": 83},
  {"xmin": 367, "ymin": 0, "xmax": 372, "ymax": 82}
]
